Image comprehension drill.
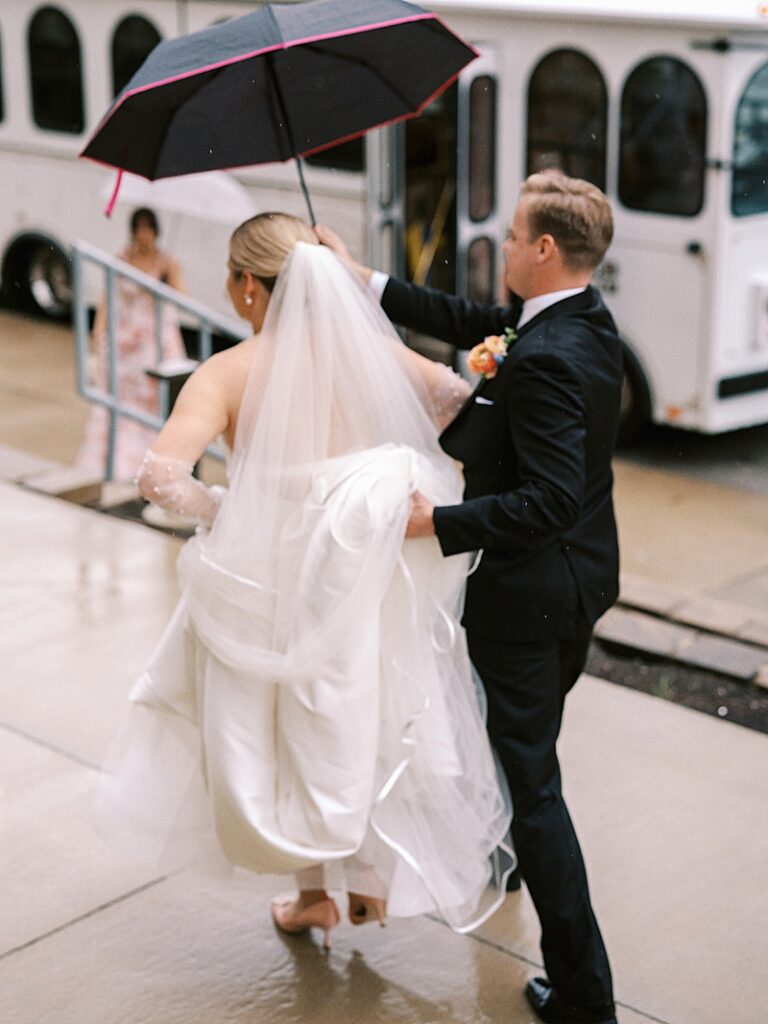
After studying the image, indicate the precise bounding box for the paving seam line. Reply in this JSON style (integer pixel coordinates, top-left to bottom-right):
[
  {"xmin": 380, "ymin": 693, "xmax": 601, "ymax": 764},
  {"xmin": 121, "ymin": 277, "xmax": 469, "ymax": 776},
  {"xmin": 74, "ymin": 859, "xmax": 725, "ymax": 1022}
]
[
  {"xmin": 0, "ymin": 876, "xmax": 170, "ymax": 964},
  {"xmin": 0, "ymin": 719, "xmax": 101, "ymax": 772}
]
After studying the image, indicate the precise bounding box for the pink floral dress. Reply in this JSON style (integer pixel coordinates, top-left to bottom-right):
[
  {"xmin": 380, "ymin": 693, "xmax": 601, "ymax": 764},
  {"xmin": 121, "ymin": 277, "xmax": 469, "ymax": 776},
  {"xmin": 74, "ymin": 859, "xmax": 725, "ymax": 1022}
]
[{"xmin": 75, "ymin": 250, "xmax": 187, "ymax": 481}]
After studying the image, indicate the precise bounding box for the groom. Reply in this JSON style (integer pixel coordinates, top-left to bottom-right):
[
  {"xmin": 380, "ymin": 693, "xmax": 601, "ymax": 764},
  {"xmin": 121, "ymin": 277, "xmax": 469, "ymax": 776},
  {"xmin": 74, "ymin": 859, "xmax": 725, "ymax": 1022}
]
[{"xmin": 320, "ymin": 171, "xmax": 621, "ymax": 1024}]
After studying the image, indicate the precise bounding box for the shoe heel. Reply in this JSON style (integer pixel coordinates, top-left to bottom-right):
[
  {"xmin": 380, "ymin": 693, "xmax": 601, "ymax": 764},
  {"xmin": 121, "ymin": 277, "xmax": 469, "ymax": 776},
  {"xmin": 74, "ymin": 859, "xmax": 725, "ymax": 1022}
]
[{"xmin": 348, "ymin": 895, "xmax": 387, "ymax": 927}]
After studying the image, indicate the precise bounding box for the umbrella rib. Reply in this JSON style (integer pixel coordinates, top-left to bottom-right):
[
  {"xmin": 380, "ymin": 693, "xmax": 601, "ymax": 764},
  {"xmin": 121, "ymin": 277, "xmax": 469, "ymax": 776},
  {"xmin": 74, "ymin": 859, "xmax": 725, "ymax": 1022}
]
[{"xmin": 302, "ymin": 42, "xmax": 416, "ymax": 113}]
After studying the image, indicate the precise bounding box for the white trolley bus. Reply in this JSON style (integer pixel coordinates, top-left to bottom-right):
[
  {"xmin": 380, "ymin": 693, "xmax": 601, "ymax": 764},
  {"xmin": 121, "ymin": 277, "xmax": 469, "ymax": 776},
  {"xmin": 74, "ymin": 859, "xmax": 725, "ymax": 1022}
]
[{"xmin": 2, "ymin": 0, "xmax": 768, "ymax": 438}]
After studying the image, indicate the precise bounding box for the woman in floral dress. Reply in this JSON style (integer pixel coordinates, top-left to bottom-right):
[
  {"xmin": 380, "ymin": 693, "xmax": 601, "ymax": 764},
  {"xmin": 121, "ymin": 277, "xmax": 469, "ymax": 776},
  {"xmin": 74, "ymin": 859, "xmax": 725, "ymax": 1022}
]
[{"xmin": 75, "ymin": 208, "xmax": 187, "ymax": 481}]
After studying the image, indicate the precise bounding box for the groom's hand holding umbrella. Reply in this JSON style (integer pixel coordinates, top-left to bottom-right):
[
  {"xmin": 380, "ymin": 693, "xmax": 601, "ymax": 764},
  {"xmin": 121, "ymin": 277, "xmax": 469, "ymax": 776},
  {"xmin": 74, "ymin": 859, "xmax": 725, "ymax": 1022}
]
[{"xmin": 314, "ymin": 225, "xmax": 372, "ymax": 285}]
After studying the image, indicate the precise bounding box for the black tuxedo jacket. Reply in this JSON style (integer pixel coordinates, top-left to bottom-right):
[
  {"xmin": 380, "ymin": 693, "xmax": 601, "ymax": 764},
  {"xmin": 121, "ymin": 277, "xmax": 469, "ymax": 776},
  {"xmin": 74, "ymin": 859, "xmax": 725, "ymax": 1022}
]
[{"xmin": 382, "ymin": 279, "xmax": 622, "ymax": 641}]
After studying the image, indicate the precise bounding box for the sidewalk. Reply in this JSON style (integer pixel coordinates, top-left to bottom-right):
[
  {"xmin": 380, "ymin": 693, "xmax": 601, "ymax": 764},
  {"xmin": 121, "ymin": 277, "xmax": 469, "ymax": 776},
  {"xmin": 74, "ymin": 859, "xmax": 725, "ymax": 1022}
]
[
  {"xmin": 2, "ymin": 482, "xmax": 767, "ymax": 1024},
  {"xmin": 604, "ymin": 461, "xmax": 768, "ymax": 684}
]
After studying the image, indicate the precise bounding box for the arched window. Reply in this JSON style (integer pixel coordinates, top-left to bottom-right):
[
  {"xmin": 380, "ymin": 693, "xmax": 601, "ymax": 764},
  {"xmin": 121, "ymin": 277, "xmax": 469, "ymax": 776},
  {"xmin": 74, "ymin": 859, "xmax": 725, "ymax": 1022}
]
[
  {"xmin": 619, "ymin": 57, "xmax": 706, "ymax": 216},
  {"xmin": 526, "ymin": 49, "xmax": 607, "ymax": 190},
  {"xmin": 28, "ymin": 6, "xmax": 84, "ymax": 133},
  {"xmin": 732, "ymin": 61, "xmax": 768, "ymax": 216},
  {"xmin": 112, "ymin": 15, "xmax": 161, "ymax": 97}
]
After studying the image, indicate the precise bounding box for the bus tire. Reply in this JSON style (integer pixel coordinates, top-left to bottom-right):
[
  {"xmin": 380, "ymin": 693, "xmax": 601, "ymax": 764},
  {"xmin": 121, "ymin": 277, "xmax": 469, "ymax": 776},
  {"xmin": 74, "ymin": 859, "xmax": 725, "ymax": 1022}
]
[
  {"xmin": 618, "ymin": 342, "xmax": 651, "ymax": 447},
  {"xmin": 1, "ymin": 235, "xmax": 72, "ymax": 320}
]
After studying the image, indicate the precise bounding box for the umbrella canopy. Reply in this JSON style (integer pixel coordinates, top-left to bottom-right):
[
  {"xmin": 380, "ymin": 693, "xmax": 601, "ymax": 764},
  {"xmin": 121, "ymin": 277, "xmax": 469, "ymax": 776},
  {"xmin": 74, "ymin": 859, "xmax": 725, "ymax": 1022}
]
[
  {"xmin": 81, "ymin": 0, "xmax": 477, "ymax": 221},
  {"xmin": 98, "ymin": 171, "xmax": 257, "ymax": 224}
]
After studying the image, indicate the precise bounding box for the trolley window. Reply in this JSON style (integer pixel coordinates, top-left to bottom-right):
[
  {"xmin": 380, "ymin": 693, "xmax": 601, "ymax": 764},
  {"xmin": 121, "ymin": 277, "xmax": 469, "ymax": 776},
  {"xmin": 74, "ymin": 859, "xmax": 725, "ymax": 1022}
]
[
  {"xmin": 732, "ymin": 61, "xmax": 768, "ymax": 217},
  {"xmin": 28, "ymin": 6, "xmax": 85, "ymax": 134},
  {"xmin": 619, "ymin": 57, "xmax": 706, "ymax": 217},
  {"xmin": 469, "ymin": 76, "xmax": 497, "ymax": 221},
  {"xmin": 526, "ymin": 49, "xmax": 607, "ymax": 190},
  {"xmin": 112, "ymin": 15, "xmax": 161, "ymax": 97},
  {"xmin": 467, "ymin": 237, "xmax": 495, "ymax": 303}
]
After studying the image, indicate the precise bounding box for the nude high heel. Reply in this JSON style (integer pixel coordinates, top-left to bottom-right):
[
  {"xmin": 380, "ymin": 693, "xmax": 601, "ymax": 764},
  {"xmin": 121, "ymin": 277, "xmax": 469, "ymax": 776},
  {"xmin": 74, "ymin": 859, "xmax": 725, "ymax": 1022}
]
[
  {"xmin": 348, "ymin": 894, "xmax": 387, "ymax": 927},
  {"xmin": 271, "ymin": 896, "xmax": 340, "ymax": 950}
]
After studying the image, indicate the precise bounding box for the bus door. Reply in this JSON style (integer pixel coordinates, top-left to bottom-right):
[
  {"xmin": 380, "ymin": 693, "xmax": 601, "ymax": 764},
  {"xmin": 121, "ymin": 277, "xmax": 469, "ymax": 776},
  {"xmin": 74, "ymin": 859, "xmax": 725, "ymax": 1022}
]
[
  {"xmin": 367, "ymin": 48, "xmax": 499, "ymax": 364},
  {"xmin": 606, "ymin": 50, "xmax": 721, "ymax": 429}
]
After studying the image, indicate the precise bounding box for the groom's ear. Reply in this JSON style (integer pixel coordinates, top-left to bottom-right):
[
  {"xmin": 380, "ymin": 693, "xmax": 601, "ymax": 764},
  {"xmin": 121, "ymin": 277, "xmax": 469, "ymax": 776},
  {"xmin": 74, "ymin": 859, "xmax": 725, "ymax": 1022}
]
[{"xmin": 535, "ymin": 234, "xmax": 557, "ymax": 263}]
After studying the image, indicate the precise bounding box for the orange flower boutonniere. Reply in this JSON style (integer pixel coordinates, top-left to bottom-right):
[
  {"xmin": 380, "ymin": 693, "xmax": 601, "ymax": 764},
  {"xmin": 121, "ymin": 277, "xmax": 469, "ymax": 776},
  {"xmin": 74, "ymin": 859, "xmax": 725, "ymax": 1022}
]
[{"xmin": 466, "ymin": 326, "xmax": 517, "ymax": 380}]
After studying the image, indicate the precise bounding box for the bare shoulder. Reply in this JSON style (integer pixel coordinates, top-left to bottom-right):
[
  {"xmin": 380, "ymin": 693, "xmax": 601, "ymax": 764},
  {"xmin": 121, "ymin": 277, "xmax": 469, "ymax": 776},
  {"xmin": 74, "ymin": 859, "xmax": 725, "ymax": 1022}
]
[{"xmin": 193, "ymin": 338, "xmax": 255, "ymax": 386}]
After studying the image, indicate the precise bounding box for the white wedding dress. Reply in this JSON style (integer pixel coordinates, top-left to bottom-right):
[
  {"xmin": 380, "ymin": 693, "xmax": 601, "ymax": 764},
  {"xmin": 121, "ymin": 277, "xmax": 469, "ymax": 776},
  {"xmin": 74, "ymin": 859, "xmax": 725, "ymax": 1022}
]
[{"xmin": 95, "ymin": 244, "xmax": 512, "ymax": 930}]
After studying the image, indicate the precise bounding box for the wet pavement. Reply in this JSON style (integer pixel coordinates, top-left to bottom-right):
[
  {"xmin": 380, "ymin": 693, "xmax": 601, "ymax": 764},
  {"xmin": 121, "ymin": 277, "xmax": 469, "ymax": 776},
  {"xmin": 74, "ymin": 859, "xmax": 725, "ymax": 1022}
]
[
  {"xmin": 2, "ymin": 476, "xmax": 768, "ymax": 1023},
  {"xmin": 2, "ymin": 310, "xmax": 768, "ymax": 1022}
]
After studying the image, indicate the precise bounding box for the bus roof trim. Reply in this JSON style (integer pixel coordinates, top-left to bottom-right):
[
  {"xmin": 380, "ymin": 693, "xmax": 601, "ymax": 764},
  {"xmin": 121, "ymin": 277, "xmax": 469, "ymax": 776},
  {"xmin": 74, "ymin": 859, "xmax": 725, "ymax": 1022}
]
[{"xmin": 427, "ymin": 0, "xmax": 768, "ymax": 30}]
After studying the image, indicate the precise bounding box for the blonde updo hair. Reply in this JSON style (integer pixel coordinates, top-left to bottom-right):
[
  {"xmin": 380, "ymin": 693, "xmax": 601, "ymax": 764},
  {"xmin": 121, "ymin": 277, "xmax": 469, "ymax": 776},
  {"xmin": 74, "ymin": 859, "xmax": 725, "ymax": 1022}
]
[{"xmin": 229, "ymin": 212, "xmax": 318, "ymax": 292}]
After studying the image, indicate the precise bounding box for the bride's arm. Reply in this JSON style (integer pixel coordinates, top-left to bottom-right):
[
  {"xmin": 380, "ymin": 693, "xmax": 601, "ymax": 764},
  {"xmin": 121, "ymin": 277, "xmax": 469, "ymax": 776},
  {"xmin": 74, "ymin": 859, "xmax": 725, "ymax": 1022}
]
[
  {"xmin": 401, "ymin": 348, "xmax": 473, "ymax": 430},
  {"xmin": 136, "ymin": 361, "xmax": 230, "ymax": 527}
]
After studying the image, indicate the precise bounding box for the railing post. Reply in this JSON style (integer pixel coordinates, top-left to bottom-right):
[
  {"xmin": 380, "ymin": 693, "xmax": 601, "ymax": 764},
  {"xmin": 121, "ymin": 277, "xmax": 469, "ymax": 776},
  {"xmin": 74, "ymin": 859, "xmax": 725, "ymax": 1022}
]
[
  {"xmin": 105, "ymin": 267, "xmax": 118, "ymax": 481},
  {"xmin": 72, "ymin": 247, "xmax": 89, "ymax": 399},
  {"xmin": 199, "ymin": 322, "xmax": 213, "ymax": 363}
]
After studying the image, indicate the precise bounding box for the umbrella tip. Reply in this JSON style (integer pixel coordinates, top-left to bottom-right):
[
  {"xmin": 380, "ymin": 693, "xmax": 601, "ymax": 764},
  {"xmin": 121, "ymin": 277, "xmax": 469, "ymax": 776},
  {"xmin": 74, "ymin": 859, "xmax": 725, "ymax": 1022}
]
[{"xmin": 104, "ymin": 168, "xmax": 125, "ymax": 218}]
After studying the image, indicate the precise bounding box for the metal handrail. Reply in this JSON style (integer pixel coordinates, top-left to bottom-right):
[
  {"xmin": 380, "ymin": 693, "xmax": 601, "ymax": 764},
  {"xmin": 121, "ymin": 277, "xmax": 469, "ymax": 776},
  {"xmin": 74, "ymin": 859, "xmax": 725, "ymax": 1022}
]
[{"xmin": 72, "ymin": 239, "xmax": 249, "ymax": 480}]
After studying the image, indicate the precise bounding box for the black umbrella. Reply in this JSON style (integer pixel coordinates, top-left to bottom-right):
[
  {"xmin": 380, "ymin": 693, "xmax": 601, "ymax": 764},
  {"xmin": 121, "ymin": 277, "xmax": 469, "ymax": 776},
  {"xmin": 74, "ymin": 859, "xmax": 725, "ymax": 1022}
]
[{"xmin": 81, "ymin": 0, "xmax": 477, "ymax": 223}]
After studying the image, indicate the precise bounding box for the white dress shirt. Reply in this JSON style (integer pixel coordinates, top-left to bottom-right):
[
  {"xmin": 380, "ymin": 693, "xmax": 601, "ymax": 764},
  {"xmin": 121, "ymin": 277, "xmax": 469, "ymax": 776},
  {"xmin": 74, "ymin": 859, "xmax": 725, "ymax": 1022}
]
[{"xmin": 516, "ymin": 287, "xmax": 586, "ymax": 329}]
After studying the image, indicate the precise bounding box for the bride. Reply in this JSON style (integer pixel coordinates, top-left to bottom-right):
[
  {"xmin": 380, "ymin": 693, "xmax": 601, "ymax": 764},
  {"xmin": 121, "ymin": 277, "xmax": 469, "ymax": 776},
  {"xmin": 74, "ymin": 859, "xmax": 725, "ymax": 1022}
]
[{"xmin": 96, "ymin": 212, "xmax": 512, "ymax": 949}]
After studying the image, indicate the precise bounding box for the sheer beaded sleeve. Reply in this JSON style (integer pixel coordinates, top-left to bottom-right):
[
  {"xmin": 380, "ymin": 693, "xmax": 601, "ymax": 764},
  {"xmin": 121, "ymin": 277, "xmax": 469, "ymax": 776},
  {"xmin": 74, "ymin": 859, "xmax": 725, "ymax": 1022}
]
[
  {"xmin": 430, "ymin": 364, "xmax": 472, "ymax": 430},
  {"xmin": 136, "ymin": 450, "xmax": 225, "ymax": 529}
]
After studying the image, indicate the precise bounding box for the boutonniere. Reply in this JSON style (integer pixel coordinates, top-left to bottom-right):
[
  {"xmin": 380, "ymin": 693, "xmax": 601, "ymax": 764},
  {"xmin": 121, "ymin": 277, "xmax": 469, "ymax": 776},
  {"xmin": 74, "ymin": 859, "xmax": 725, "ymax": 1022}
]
[{"xmin": 466, "ymin": 326, "xmax": 517, "ymax": 380}]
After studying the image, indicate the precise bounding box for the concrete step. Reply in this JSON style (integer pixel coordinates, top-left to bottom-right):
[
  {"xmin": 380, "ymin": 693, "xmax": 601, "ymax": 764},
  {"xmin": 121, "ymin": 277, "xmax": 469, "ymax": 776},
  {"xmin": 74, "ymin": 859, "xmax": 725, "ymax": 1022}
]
[
  {"xmin": 0, "ymin": 443, "xmax": 102, "ymax": 505},
  {"xmin": 0, "ymin": 443, "xmax": 60, "ymax": 482},
  {"xmin": 20, "ymin": 466, "xmax": 103, "ymax": 505},
  {"xmin": 620, "ymin": 572, "xmax": 768, "ymax": 648},
  {"xmin": 596, "ymin": 604, "xmax": 768, "ymax": 687}
]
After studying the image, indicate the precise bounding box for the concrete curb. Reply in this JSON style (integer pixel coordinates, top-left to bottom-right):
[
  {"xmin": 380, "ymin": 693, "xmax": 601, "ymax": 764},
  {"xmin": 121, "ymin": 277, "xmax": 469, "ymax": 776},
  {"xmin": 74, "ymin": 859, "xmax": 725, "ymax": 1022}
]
[
  {"xmin": 620, "ymin": 573, "xmax": 768, "ymax": 648},
  {"xmin": 600, "ymin": 594, "xmax": 768, "ymax": 688}
]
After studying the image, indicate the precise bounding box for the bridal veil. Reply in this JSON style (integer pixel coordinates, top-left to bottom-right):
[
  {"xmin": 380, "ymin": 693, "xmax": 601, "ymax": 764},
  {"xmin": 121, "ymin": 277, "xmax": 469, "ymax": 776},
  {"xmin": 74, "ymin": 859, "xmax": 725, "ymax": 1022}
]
[{"xmin": 96, "ymin": 242, "xmax": 512, "ymax": 930}]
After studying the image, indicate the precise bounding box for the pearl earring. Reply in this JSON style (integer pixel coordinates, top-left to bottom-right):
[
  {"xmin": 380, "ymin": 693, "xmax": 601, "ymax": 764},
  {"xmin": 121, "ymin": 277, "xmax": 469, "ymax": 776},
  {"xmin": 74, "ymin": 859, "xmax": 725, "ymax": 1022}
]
[{"xmin": 245, "ymin": 295, "xmax": 253, "ymax": 306}]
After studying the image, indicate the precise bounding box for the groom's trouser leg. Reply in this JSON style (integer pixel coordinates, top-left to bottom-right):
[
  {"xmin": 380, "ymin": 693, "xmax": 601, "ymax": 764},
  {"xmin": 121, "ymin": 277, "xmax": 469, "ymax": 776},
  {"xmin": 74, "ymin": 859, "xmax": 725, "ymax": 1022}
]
[{"xmin": 468, "ymin": 622, "xmax": 614, "ymax": 1010}]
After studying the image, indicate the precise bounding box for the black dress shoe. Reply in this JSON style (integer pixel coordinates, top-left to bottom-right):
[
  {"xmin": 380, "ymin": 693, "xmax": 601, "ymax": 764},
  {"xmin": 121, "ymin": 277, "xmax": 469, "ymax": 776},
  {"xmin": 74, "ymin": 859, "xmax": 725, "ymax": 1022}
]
[{"xmin": 525, "ymin": 977, "xmax": 617, "ymax": 1024}]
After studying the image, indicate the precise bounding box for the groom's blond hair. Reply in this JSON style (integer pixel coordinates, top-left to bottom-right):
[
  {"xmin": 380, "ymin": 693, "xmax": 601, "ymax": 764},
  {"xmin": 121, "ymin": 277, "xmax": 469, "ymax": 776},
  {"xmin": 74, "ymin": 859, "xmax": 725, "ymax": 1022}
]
[
  {"xmin": 521, "ymin": 172, "xmax": 613, "ymax": 272},
  {"xmin": 230, "ymin": 212, "xmax": 318, "ymax": 291}
]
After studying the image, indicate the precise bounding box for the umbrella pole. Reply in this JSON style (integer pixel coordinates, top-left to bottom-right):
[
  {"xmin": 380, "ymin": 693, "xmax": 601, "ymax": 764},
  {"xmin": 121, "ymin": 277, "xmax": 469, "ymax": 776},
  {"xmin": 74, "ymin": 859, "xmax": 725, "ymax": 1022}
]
[
  {"xmin": 266, "ymin": 54, "xmax": 316, "ymax": 226},
  {"xmin": 294, "ymin": 156, "xmax": 316, "ymax": 227}
]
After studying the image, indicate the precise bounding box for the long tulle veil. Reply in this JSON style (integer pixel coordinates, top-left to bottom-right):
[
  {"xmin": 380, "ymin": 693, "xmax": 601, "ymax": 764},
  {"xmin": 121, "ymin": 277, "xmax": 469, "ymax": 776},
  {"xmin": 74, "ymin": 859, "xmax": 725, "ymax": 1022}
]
[{"xmin": 100, "ymin": 243, "xmax": 513, "ymax": 930}]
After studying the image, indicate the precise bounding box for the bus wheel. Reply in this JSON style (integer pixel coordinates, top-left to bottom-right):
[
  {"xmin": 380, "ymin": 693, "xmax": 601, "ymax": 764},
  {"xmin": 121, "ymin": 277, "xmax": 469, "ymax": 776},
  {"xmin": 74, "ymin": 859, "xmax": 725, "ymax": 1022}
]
[
  {"xmin": 2, "ymin": 236, "xmax": 72, "ymax": 320},
  {"xmin": 618, "ymin": 344, "xmax": 650, "ymax": 447}
]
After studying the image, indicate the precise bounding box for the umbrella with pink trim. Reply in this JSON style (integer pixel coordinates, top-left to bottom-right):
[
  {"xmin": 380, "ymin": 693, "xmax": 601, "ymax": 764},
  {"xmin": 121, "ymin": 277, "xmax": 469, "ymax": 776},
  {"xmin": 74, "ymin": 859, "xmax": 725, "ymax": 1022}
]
[{"xmin": 80, "ymin": 0, "xmax": 477, "ymax": 223}]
